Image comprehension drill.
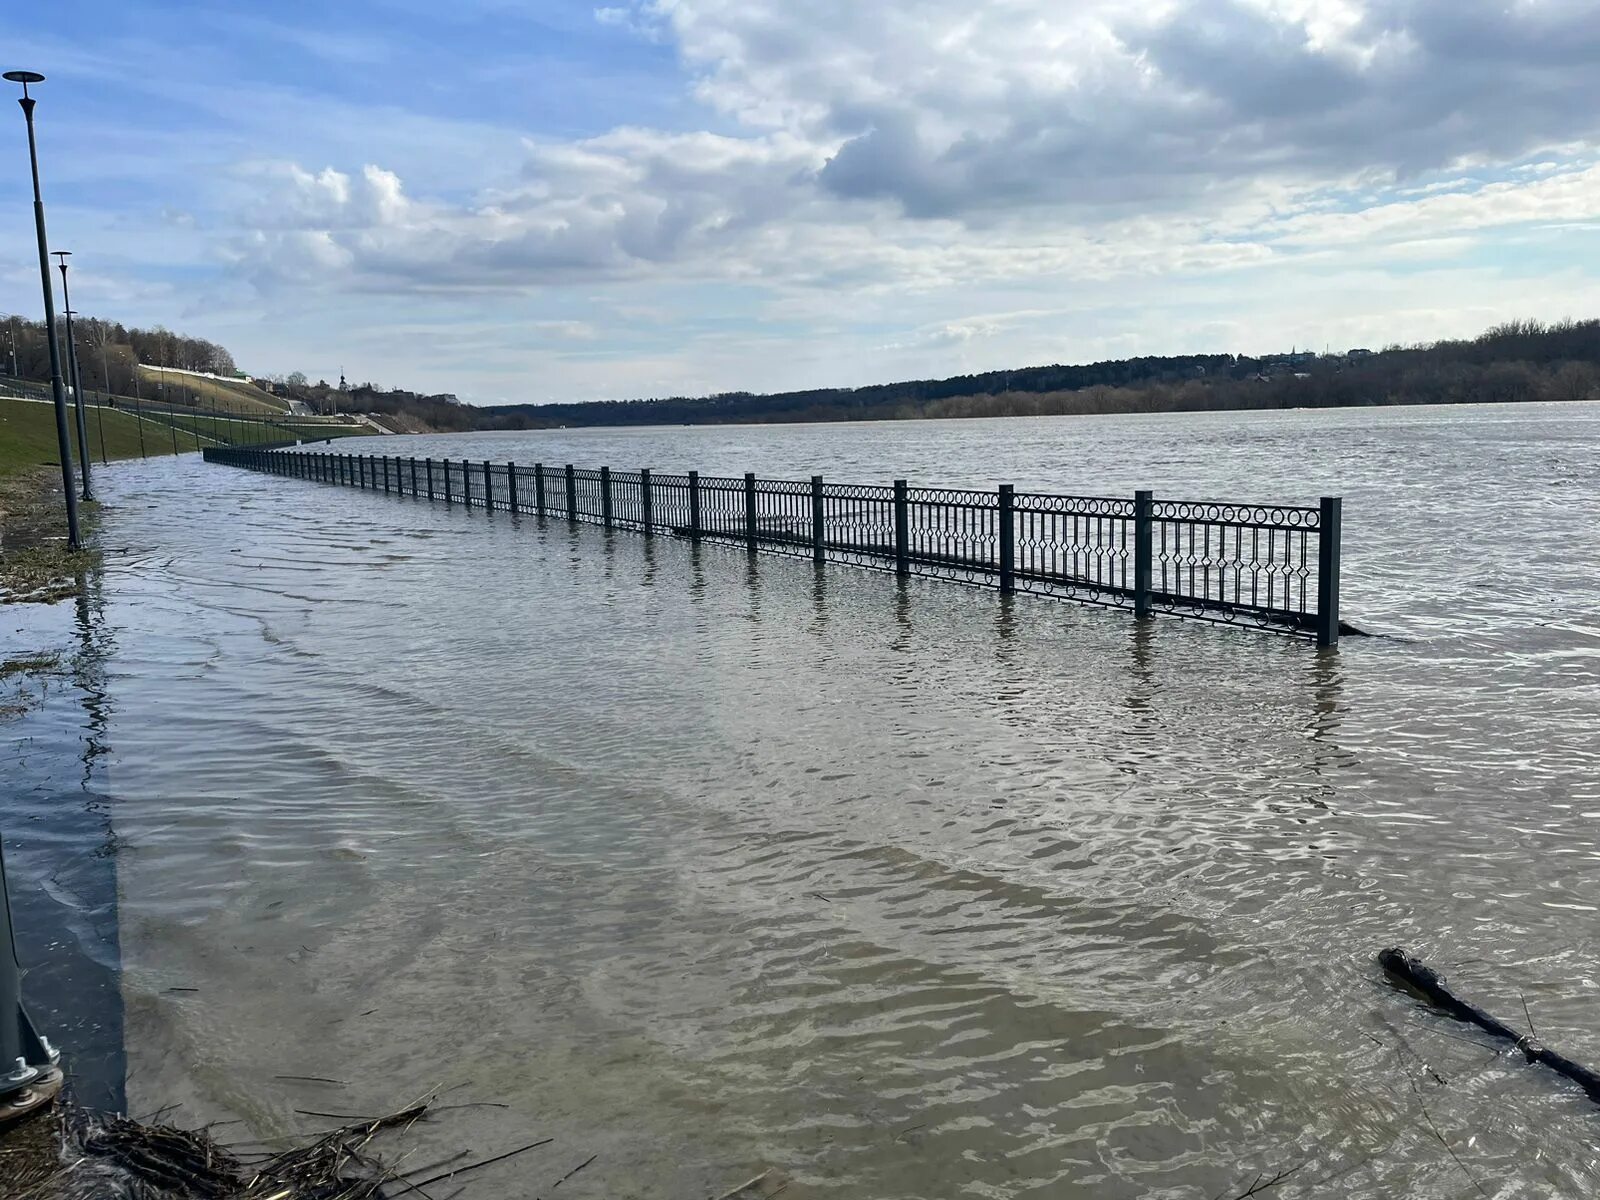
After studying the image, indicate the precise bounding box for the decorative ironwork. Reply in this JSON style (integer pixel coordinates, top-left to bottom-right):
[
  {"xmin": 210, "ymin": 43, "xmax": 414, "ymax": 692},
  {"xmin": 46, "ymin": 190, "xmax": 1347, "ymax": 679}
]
[{"xmin": 201, "ymin": 447, "xmax": 1343, "ymax": 644}]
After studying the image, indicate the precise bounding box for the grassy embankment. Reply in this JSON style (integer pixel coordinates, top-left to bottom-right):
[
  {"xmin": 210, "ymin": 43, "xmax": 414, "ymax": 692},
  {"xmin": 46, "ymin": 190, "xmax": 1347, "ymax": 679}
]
[{"xmin": 133, "ymin": 364, "xmax": 290, "ymax": 413}]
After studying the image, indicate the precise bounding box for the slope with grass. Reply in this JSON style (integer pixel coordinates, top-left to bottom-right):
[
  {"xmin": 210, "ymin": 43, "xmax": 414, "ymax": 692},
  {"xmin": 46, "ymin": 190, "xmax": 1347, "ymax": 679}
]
[
  {"xmin": 134, "ymin": 365, "xmax": 291, "ymax": 414},
  {"xmin": 0, "ymin": 397, "xmax": 166, "ymax": 479}
]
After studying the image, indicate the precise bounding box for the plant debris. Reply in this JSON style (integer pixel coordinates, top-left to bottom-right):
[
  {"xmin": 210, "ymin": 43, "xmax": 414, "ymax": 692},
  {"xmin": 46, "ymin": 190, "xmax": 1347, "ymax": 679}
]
[{"xmin": 2, "ymin": 1098, "xmax": 442, "ymax": 1200}]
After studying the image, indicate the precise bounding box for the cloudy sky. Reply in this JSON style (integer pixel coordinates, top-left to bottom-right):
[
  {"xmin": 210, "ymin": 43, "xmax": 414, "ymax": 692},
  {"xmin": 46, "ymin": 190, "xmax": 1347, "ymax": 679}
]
[{"xmin": 4, "ymin": 0, "xmax": 1599, "ymax": 404}]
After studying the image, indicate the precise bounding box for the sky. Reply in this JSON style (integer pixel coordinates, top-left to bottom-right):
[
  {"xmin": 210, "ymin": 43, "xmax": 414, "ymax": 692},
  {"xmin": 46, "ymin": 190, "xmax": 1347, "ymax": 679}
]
[{"xmin": 3, "ymin": 0, "xmax": 1600, "ymax": 405}]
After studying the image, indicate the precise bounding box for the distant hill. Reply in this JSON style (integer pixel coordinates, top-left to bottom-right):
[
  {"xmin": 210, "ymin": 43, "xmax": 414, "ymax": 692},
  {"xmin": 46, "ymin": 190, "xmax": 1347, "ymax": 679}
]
[{"xmin": 466, "ymin": 317, "xmax": 1600, "ymax": 430}]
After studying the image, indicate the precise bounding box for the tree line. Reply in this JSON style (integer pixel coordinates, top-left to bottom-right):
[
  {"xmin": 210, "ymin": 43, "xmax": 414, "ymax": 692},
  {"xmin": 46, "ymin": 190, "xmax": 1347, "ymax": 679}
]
[
  {"xmin": 1, "ymin": 313, "xmax": 236, "ymax": 397},
  {"xmin": 4, "ymin": 310, "xmax": 1597, "ymax": 430},
  {"xmin": 476, "ymin": 317, "xmax": 1600, "ymax": 429}
]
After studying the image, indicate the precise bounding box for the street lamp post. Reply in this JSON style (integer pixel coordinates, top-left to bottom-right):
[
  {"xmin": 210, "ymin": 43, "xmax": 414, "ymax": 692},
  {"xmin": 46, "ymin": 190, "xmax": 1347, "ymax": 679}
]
[
  {"xmin": 6, "ymin": 69, "xmax": 79, "ymax": 548},
  {"xmin": 54, "ymin": 254, "xmax": 94, "ymax": 497}
]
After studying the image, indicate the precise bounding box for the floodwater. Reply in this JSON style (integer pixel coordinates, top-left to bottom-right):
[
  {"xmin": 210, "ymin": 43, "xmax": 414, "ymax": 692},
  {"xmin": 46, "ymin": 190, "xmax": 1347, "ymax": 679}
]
[{"xmin": 5, "ymin": 402, "xmax": 1600, "ymax": 1198}]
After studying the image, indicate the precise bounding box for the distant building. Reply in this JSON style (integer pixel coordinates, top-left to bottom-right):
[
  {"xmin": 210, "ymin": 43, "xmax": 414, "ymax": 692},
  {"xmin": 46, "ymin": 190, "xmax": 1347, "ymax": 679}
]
[{"xmin": 1347, "ymin": 348, "xmax": 1374, "ymax": 358}]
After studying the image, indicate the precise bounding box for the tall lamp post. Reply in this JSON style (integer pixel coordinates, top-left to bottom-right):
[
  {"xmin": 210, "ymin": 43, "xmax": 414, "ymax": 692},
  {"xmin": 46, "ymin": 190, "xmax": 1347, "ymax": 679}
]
[
  {"xmin": 6, "ymin": 69, "xmax": 79, "ymax": 548},
  {"xmin": 54, "ymin": 253, "xmax": 93, "ymax": 498}
]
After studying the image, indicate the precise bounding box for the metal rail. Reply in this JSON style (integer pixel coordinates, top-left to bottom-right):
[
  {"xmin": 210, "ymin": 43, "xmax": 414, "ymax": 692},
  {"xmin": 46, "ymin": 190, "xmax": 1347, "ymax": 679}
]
[{"xmin": 205, "ymin": 447, "xmax": 1344, "ymax": 644}]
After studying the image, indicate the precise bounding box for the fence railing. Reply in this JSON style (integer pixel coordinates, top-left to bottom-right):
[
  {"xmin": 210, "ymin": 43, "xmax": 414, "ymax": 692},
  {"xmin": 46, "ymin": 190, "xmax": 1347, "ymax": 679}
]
[{"xmin": 204, "ymin": 447, "xmax": 1344, "ymax": 645}]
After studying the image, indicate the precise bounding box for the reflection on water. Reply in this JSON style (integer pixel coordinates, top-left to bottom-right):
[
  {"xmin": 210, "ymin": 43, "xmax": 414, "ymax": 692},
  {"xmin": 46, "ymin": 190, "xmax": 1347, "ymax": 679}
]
[
  {"xmin": 2, "ymin": 571, "xmax": 125, "ymax": 1110},
  {"xmin": 7, "ymin": 401, "xmax": 1600, "ymax": 1197}
]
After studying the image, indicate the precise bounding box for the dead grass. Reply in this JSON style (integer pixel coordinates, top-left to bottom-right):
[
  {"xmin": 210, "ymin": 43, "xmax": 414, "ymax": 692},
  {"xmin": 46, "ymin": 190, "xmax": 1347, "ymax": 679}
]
[{"xmin": 0, "ymin": 466, "xmax": 98, "ymax": 605}]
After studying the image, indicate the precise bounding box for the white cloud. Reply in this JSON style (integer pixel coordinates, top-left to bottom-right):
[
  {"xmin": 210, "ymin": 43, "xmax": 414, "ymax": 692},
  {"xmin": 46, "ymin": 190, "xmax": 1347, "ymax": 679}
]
[{"xmin": 221, "ymin": 0, "xmax": 1600, "ymax": 305}]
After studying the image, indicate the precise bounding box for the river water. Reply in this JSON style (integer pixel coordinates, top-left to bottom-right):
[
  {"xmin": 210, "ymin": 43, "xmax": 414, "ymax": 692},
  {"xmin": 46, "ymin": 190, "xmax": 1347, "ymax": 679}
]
[{"xmin": 5, "ymin": 402, "xmax": 1599, "ymax": 1198}]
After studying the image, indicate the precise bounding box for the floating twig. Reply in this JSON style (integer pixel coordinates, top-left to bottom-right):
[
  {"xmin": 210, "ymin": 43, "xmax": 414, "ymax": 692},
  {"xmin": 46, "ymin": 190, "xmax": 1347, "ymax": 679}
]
[
  {"xmin": 1378, "ymin": 947, "xmax": 1600, "ymax": 1105},
  {"xmin": 410, "ymin": 1137, "xmax": 554, "ymax": 1189},
  {"xmin": 550, "ymin": 1153, "xmax": 598, "ymax": 1190}
]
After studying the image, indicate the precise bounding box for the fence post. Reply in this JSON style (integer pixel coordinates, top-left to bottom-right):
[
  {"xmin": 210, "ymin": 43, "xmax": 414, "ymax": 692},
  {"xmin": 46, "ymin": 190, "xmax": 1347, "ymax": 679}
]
[
  {"xmin": 688, "ymin": 470, "xmax": 701, "ymax": 539},
  {"xmin": 998, "ymin": 484, "xmax": 1016, "ymax": 593},
  {"xmin": 565, "ymin": 465, "xmax": 578, "ymax": 521},
  {"xmin": 383, "ymin": 455, "xmax": 392, "ymax": 493},
  {"xmin": 410, "ymin": 458, "xmax": 418, "ymax": 496},
  {"xmin": 811, "ymin": 475, "xmax": 825, "ymax": 563},
  {"xmin": 425, "ymin": 458, "xmax": 434, "ymax": 499},
  {"xmin": 460, "ymin": 460, "xmax": 472, "ymax": 506},
  {"xmin": 507, "ymin": 462, "xmax": 519, "ymax": 512},
  {"xmin": 640, "ymin": 468, "xmax": 653, "ymax": 534},
  {"xmin": 601, "ymin": 467, "xmax": 614, "ymax": 527},
  {"xmin": 534, "ymin": 463, "xmax": 546, "ymax": 517},
  {"xmin": 1134, "ymin": 489, "xmax": 1153, "ymax": 619},
  {"xmin": 893, "ymin": 479, "xmax": 910, "ymax": 576},
  {"xmin": 443, "ymin": 459, "xmax": 453, "ymax": 504},
  {"xmin": 483, "ymin": 460, "xmax": 493, "ymax": 509},
  {"xmin": 1317, "ymin": 496, "xmax": 1342, "ymax": 648},
  {"xmin": 744, "ymin": 472, "xmax": 758, "ymax": 551}
]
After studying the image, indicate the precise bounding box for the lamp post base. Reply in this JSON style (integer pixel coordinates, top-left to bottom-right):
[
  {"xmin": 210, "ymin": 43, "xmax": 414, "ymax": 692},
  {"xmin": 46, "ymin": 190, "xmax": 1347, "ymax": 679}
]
[{"xmin": 0, "ymin": 1065, "xmax": 63, "ymax": 1129}]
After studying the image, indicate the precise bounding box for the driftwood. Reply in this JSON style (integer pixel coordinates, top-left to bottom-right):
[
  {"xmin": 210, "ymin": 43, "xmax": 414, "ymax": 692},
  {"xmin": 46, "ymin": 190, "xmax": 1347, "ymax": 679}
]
[{"xmin": 1378, "ymin": 947, "xmax": 1600, "ymax": 1105}]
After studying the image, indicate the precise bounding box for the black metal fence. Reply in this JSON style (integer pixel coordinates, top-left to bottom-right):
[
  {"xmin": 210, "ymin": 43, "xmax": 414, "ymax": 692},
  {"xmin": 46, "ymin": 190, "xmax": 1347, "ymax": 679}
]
[{"xmin": 204, "ymin": 446, "xmax": 1344, "ymax": 645}]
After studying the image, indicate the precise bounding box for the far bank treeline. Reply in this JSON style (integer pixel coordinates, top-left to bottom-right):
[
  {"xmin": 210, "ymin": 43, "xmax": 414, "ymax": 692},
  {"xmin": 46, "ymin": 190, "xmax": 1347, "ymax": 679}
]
[{"xmin": 473, "ymin": 318, "xmax": 1600, "ymax": 429}]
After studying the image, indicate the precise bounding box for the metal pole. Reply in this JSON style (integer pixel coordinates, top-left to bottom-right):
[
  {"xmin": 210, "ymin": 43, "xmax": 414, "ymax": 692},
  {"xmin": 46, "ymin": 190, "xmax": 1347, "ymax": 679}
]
[
  {"xmin": 1134, "ymin": 489, "xmax": 1153, "ymax": 619},
  {"xmin": 811, "ymin": 475, "xmax": 825, "ymax": 563},
  {"xmin": 482, "ymin": 460, "xmax": 493, "ymax": 510},
  {"xmin": 600, "ymin": 466, "xmax": 613, "ymax": 527},
  {"xmin": 744, "ymin": 472, "xmax": 758, "ymax": 552},
  {"xmin": 12, "ymin": 75, "xmax": 79, "ymax": 547},
  {"xmin": 534, "ymin": 463, "xmax": 547, "ymax": 517},
  {"xmin": 55, "ymin": 260, "xmax": 92, "ymax": 498},
  {"xmin": 893, "ymin": 479, "xmax": 910, "ymax": 576},
  {"xmin": 565, "ymin": 464, "xmax": 577, "ymax": 522},
  {"xmin": 507, "ymin": 462, "xmax": 518, "ymax": 512},
  {"xmin": 129, "ymin": 357, "xmax": 147, "ymax": 458},
  {"xmin": 1317, "ymin": 497, "xmax": 1342, "ymax": 648},
  {"xmin": 94, "ymin": 332, "xmax": 110, "ymax": 463},
  {"xmin": 998, "ymin": 485, "xmax": 1016, "ymax": 593},
  {"xmin": 688, "ymin": 470, "xmax": 701, "ymax": 539},
  {"xmin": 639, "ymin": 468, "xmax": 652, "ymax": 534}
]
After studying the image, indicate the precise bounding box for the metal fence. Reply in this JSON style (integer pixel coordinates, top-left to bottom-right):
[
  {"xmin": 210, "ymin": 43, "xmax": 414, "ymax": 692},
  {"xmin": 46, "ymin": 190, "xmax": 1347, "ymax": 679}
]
[{"xmin": 204, "ymin": 446, "xmax": 1344, "ymax": 645}]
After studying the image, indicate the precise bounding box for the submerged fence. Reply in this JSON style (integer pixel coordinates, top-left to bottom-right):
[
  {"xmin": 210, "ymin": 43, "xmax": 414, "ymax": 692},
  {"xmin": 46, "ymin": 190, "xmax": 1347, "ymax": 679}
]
[{"xmin": 204, "ymin": 446, "xmax": 1344, "ymax": 645}]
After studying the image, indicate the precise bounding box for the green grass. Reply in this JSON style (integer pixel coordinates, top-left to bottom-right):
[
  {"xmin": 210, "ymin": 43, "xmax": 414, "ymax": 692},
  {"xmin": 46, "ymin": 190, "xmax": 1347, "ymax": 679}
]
[
  {"xmin": 1, "ymin": 397, "xmax": 374, "ymax": 483},
  {"xmin": 281, "ymin": 423, "xmax": 367, "ymax": 440},
  {"xmin": 0, "ymin": 397, "xmax": 175, "ymax": 479}
]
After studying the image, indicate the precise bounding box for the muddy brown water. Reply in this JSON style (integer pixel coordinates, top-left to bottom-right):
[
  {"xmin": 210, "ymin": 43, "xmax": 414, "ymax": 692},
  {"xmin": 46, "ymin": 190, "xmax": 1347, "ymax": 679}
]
[{"xmin": 4, "ymin": 402, "xmax": 1599, "ymax": 1198}]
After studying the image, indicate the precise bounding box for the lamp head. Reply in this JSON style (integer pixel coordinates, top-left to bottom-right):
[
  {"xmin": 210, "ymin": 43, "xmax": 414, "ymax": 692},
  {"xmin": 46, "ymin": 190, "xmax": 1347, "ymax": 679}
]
[{"xmin": 3, "ymin": 70, "xmax": 45, "ymax": 100}]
